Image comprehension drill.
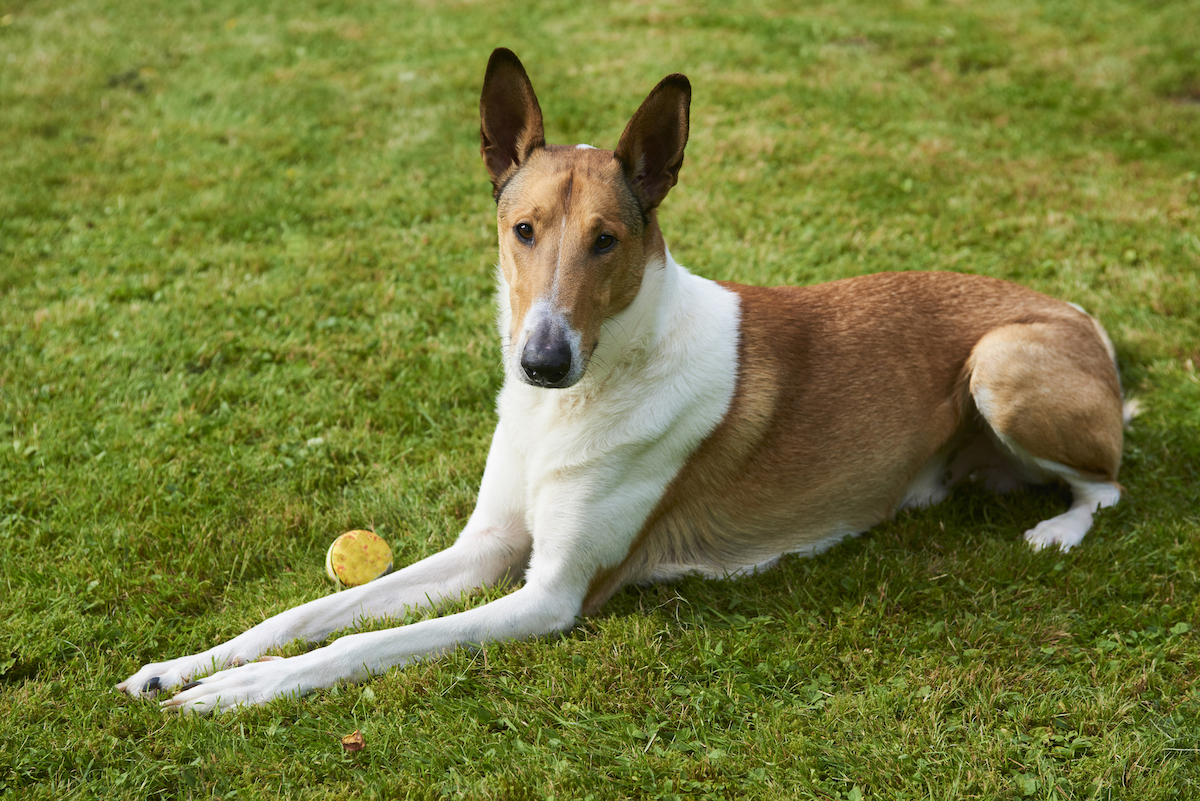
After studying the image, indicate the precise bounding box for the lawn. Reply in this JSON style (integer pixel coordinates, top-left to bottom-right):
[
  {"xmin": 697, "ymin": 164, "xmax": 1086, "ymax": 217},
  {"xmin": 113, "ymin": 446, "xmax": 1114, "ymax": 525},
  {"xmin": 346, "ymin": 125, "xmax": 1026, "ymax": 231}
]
[{"xmin": 2, "ymin": 0, "xmax": 1199, "ymax": 798}]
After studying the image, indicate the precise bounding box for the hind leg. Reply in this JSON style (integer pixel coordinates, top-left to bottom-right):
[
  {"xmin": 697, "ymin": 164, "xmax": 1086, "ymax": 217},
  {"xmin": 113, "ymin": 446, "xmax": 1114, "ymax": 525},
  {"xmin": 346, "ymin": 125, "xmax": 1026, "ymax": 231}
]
[
  {"xmin": 967, "ymin": 317, "xmax": 1125, "ymax": 551},
  {"xmin": 1022, "ymin": 469, "xmax": 1122, "ymax": 551}
]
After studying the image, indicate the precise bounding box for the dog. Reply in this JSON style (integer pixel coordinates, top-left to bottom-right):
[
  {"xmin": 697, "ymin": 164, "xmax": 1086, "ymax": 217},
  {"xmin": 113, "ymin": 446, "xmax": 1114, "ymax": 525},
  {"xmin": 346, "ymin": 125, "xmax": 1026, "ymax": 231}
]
[{"xmin": 118, "ymin": 48, "xmax": 1128, "ymax": 713}]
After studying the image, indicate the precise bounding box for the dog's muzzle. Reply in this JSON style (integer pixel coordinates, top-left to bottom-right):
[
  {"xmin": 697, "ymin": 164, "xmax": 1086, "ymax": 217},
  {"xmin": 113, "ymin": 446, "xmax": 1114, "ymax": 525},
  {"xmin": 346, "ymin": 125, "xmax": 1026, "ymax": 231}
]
[{"xmin": 520, "ymin": 319, "xmax": 574, "ymax": 388}]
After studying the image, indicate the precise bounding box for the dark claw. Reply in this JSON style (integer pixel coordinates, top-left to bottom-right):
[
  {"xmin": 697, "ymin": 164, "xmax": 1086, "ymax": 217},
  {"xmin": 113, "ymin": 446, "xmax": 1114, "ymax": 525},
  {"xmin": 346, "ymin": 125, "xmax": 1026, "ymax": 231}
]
[
  {"xmin": 179, "ymin": 681, "xmax": 202, "ymax": 692},
  {"xmin": 142, "ymin": 677, "xmax": 161, "ymax": 694}
]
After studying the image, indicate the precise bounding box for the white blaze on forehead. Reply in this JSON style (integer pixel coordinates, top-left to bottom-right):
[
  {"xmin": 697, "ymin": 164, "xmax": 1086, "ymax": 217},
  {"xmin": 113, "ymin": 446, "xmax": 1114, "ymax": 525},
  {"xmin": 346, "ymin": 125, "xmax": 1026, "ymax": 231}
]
[{"xmin": 575, "ymin": 143, "xmax": 596, "ymax": 150}]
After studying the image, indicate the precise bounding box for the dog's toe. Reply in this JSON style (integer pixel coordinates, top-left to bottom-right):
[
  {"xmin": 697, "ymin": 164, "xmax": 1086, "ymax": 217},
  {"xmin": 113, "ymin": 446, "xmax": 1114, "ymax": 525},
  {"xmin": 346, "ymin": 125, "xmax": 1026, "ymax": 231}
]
[{"xmin": 1024, "ymin": 511, "xmax": 1090, "ymax": 552}]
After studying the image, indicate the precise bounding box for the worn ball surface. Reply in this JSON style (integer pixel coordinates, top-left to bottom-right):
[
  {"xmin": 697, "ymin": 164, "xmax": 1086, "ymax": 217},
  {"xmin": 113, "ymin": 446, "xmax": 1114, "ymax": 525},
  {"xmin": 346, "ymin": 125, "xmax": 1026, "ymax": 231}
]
[{"xmin": 325, "ymin": 530, "xmax": 393, "ymax": 589}]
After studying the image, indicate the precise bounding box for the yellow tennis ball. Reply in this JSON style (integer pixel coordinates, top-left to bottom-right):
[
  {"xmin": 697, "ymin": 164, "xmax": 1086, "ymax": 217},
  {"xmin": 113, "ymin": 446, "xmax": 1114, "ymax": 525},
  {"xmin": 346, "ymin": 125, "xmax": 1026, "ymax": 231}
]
[{"xmin": 325, "ymin": 530, "xmax": 393, "ymax": 589}]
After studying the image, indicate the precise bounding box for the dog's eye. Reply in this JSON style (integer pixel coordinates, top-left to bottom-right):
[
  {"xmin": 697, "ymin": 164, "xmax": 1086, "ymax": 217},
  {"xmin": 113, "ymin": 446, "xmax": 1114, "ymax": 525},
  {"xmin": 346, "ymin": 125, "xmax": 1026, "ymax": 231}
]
[
  {"xmin": 514, "ymin": 223, "xmax": 534, "ymax": 243},
  {"xmin": 595, "ymin": 233, "xmax": 616, "ymax": 252}
]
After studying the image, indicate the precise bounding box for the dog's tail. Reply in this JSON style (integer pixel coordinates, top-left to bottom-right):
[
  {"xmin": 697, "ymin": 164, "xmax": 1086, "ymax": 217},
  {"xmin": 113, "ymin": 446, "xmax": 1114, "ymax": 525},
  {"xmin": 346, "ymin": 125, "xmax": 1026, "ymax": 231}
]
[{"xmin": 1123, "ymin": 398, "xmax": 1141, "ymax": 430}]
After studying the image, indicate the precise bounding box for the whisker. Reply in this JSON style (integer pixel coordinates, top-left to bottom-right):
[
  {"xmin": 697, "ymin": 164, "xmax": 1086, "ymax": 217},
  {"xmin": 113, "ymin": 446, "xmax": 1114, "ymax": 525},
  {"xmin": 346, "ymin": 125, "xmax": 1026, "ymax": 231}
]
[{"xmin": 602, "ymin": 315, "xmax": 630, "ymax": 341}]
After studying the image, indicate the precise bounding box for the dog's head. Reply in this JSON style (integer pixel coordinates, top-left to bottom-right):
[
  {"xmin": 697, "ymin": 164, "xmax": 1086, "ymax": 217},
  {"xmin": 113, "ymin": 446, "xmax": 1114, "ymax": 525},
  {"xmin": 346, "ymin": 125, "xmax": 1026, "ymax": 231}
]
[{"xmin": 480, "ymin": 48, "xmax": 690, "ymax": 389}]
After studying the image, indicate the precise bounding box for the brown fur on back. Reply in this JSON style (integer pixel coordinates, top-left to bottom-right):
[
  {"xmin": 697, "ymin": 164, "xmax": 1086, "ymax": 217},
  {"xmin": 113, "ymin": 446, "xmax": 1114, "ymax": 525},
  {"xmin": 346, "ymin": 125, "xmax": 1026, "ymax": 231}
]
[{"xmin": 584, "ymin": 271, "xmax": 1123, "ymax": 611}]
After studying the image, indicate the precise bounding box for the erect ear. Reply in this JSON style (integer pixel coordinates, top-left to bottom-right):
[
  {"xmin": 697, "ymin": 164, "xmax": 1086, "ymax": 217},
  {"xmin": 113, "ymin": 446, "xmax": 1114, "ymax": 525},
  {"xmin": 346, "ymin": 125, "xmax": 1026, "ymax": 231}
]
[
  {"xmin": 479, "ymin": 48, "xmax": 545, "ymax": 196},
  {"xmin": 614, "ymin": 74, "xmax": 691, "ymax": 214}
]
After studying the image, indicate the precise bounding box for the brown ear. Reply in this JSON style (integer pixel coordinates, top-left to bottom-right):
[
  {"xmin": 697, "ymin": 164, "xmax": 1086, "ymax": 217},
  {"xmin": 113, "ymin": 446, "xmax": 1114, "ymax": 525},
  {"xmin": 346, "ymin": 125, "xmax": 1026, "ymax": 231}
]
[
  {"xmin": 480, "ymin": 48, "xmax": 545, "ymax": 196},
  {"xmin": 614, "ymin": 74, "xmax": 691, "ymax": 213}
]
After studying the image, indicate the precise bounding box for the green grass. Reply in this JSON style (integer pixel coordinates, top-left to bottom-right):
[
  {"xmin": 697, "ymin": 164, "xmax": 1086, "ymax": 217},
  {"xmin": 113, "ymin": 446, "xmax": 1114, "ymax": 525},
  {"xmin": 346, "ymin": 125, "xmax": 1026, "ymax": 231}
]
[{"xmin": 2, "ymin": 0, "xmax": 1199, "ymax": 797}]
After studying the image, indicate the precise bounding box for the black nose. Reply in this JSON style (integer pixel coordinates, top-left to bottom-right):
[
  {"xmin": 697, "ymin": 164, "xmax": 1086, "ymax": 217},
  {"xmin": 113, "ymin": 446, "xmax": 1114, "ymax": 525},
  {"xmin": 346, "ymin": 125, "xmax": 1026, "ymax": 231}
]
[{"xmin": 521, "ymin": 330, "xmax": 573, "ymax": 387}]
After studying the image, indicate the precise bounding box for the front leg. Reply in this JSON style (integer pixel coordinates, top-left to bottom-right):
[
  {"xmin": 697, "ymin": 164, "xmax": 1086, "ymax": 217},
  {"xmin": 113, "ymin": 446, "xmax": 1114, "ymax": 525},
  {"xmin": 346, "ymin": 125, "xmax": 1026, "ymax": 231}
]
[
  {"xmin": 116, "ymin": 528, "xmax": 528, "ymax": 698},
  {"xmin": 162, "ymin": 579, "xmax": 583, "ymax": 713},
  {"xmin": 157, "ymin": 438, "xmax": 681, "ymax": 713},
  {"xmin": 118, "ymin": 425, "xmax": 530, "ymax": 699}
]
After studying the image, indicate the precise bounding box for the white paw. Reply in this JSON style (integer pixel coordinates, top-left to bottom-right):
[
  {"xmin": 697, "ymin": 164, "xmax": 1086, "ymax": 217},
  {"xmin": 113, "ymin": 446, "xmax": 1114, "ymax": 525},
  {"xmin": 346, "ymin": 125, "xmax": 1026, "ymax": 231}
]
[
  {"xmin": 117, "ymin": 657, "xmax": 214, "ymax": 699},
  {"xmin": 116, "ymin": 648, "xmax": 259, "ymax": 699},
  {"xmin": 1023, "ymin": 511, "xmax": 1090, "ymax": 552},
  {"xmin": 159, "ymin": 656, "xmax": 301, "ymax": 714}
]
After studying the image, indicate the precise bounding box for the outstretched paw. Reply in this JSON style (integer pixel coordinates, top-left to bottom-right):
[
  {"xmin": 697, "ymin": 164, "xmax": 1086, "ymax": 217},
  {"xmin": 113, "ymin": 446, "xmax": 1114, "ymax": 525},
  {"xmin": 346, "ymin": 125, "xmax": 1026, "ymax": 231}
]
[
  {"xmin": 118, "ymin": 658, "xmax": 208, "ymax": 700},
  {"xmin": 160, "ymin": 656, "xmax": 299, "ymax": 714},
  {"xmin": 116, "ymin": 650, "xmax": 264, "ymax": 700}
]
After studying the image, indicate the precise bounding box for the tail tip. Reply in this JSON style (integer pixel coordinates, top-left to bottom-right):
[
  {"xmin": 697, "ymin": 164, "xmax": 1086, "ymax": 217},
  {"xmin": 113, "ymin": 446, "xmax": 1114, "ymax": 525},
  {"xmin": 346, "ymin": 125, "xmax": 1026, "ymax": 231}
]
[{"xmin": 1123, "ymin": 398, "xmax": 1141, "ymax": 428}]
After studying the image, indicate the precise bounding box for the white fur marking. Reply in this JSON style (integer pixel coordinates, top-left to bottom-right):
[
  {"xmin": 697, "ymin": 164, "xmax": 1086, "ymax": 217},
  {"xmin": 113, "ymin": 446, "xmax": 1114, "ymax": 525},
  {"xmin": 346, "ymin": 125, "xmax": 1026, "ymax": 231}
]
[
  {"xmin": 551, "ymin": 214, "xmax": 568, "ymax": 302},
  {"xmin": 899, "ymin": 454, "xmax": 952, "ymax": 510},
  {"xmin": 1024, "ymin": 478, "xmax": 1121, "ymax": 551}
]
